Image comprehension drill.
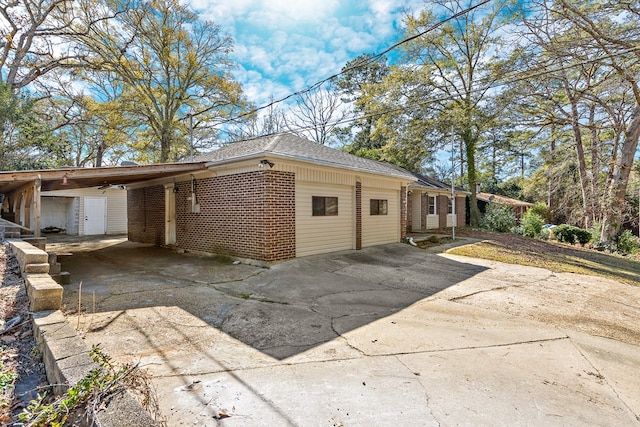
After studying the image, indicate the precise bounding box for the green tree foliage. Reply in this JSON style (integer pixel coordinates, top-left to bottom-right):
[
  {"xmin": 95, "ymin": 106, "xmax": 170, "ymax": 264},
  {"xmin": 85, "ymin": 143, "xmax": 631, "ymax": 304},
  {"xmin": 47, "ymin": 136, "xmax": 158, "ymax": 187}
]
[
  {"xmin": 76, "ymin": 0, "xmax": 247, "ymax": 163},
  {"xmin": 359, "ymin": 0, "xmax": 513, "ymax": 225},
  {"xmin": 480, "ymin": 202, "xmax": 516, "ymax": 233},
  {"xmin": 334, "ymin": 54, "xmax": 389, "ymax": 156},
  {"xmin": 521, "ymin": 209, "xmax": 544, "ymax": 238},
  {"xmin": 509, "ymin": 0, "xmax": 640, "ymax": 243},
  {"xmin": 0, "ymin": 83, "xmax": 64, "ymax": 170}
]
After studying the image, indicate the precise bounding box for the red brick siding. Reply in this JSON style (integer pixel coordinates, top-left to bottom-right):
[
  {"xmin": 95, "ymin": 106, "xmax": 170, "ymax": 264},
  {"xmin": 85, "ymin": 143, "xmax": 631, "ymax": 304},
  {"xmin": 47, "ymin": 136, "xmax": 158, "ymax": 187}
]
[
  {"xmin": 437, "ymin": 195, "xmax": 448, "ymax": 228},
  {"xmin": 175, "ymin": 170, "xmax": 295, "ymax": 262},
  {"xmin": 406, "ymin": 191, "xmax": 412, "ymax": 234},
  {"xmin": 127, "ymin": 186, "xmax": 165, "ymax": 245},
  {"xmin": 355, "ymin": 182, "xmax": 362, "ymax": 250},
  {"xmin": 400, "ymin": 186, "xmax": 407, "ymax": 239},
  {"xmin": 456, "ymin": 196, "xmax": 466, "ymax": 227}
]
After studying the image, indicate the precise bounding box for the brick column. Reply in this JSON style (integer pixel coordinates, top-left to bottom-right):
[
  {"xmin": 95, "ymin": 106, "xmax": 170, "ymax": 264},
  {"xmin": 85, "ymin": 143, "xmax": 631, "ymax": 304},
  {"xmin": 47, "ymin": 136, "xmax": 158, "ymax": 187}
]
[
  {"xmin": 400, "ymin": 186, "xmax": 407, "ymax": 240},
  {"xmin": 438, "ymin": 195, "xmax": 448, "ymax": 229},
  {"xmin": 406, "ymin": 192, "xmax": 412, "ymax": 234},
  {"xmin": 421, "ymin": 192, "xmax": 428, "ymax": 231},
  {"xmin": 355, "ymin": 181, "xmax": 362, "ymax": 250}
]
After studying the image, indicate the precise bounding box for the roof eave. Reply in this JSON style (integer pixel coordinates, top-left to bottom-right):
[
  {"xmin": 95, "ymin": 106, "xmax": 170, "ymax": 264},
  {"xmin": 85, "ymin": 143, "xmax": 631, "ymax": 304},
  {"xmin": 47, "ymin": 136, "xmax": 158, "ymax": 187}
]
[{"xmin": 206, "ymin": 152, "xmax": 417, "ymax": 182}]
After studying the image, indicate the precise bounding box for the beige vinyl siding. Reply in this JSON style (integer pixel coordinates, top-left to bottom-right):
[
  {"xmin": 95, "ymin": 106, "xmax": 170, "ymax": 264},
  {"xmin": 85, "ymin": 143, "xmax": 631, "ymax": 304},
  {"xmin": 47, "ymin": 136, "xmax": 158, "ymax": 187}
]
[
  {"xmin": 411, "ymin": 192, "xmax": 422, "ymax": 232},
  {"xmin": 296, "ymin": 182, "xmax": 354, "ymax": 257},
  {"xmin": 362, "ymin": 188, "xmax": 399, "ymax": 247}
]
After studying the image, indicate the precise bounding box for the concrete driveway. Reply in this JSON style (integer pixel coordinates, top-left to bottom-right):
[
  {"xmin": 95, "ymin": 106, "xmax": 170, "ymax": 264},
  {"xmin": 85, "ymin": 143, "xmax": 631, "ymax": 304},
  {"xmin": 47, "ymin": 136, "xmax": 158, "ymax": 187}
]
[{"xmin": 47, "ymin": 236, "xmax": 640, "ymax": 426}]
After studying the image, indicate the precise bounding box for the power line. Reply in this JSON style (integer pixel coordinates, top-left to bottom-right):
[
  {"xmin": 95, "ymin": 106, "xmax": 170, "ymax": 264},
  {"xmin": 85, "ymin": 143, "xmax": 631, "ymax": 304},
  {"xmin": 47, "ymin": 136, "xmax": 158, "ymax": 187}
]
[
  {"xmin": 214, "ymin": 44, "xmax": 640, "ymax": 143},
  {"xmin": 184, "ymin": 0, "xmax": 494, "ymax": 124}
]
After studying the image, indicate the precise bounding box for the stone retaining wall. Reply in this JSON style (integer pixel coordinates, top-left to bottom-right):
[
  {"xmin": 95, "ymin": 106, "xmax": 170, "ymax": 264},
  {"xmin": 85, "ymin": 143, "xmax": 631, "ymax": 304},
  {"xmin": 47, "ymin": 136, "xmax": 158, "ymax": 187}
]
[{"xmin": 7, "ymin": 239, "xmax": 62, "ymax": 312}]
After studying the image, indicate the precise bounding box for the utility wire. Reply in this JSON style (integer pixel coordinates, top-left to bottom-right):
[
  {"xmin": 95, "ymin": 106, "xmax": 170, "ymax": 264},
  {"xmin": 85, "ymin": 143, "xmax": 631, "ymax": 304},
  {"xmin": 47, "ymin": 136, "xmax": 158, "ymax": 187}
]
[
  {"xmin": 183, "ymin": 0, "xmax": 493, "ymax": 124},
  {"xmin": 213, "ymin": 43, "xmax": 640, "ymax": 142}
]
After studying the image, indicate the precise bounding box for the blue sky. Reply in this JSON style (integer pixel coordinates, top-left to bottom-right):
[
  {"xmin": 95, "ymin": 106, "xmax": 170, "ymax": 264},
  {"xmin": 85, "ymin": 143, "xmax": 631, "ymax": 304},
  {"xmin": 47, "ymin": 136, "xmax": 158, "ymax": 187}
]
[{"xmin": 190, "ymin": 0, "xmax": 423, "ymax": 108}]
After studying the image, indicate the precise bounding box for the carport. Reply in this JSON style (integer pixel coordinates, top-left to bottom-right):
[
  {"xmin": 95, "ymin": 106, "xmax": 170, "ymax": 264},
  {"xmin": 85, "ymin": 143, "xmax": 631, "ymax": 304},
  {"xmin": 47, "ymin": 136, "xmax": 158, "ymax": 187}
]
[{"xmin": 0, "ymin": 163, "xmax": 207, "ymax": 237}]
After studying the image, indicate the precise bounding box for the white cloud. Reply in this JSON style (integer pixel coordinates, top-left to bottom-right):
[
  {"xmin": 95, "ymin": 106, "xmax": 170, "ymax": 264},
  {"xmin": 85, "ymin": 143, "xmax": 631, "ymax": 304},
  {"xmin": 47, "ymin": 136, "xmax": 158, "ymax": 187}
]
[{"xmin": 187, "ymin": 0, "xmax": 423, "ymax": 111}]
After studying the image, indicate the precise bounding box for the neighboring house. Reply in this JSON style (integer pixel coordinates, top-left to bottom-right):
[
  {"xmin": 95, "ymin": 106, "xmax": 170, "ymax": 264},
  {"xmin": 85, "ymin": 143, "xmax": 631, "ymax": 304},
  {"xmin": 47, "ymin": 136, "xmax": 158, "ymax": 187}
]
[
  {"xmin": 126, "ymin": 133, "xmax": 416, "ymax": 261},
  {"xmin": 40, "ymin": 187, "xmax": 127, "ymax": 235},
  {"xmin": 405, "ymin": 171, "xmax": 467, "ymax": 232},
  {"xmin": 476, "ymin": 192, "xmax": 533, "ymax": 222}
]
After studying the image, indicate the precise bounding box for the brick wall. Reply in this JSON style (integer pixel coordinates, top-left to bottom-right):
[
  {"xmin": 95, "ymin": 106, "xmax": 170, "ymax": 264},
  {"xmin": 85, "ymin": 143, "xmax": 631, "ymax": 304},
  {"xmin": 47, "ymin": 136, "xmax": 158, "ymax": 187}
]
[
  {"xmin": 400, "ymin": 186, "xmax": 407, "ymax": 239},
  {"xmin": 437, "ymin": 195, "xmax": 448, "ymax": 229},
  {"xmin": 175, "ymin": 170, "xmax": 295, "ymax": 262},
  {"xmin": 355, "ymin": 182, "xmax": 362, "ymax": 249},
  {"xmin": 455, "ymin": 196, "xmax": 465, "ymax": 227},
  {"xmin": 128, "ymin": 186, "xmax": 165, "ymax": 245},
  {"xmin": 406, "ymin": 191, "xmax": 412, "ymax": 234}
]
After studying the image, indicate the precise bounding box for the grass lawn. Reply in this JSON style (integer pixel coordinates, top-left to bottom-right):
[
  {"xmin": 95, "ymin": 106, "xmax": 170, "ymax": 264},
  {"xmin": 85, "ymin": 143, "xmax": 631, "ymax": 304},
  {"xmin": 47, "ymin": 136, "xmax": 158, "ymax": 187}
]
[{"xmin": 443, "ymin": 229, "xmax": 640, "ymax": 287}]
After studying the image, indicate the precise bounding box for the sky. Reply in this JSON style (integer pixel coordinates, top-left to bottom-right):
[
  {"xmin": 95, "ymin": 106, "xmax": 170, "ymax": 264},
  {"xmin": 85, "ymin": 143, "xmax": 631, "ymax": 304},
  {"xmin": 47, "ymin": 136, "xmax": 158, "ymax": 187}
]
[{"xmin": 190, "ymin": 0, "xmax": 423, "ymax": 109}]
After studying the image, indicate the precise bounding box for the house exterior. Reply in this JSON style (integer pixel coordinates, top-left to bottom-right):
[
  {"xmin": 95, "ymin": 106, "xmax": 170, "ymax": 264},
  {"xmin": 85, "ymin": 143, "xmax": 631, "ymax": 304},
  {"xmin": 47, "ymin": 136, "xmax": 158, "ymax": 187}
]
[
  {"xmin": 40, "ymin": 187, "xmax": 127, "ymax": 235},
  {"xmin": 476, "ymin": 192, "xmax": 533, "ymax": 222},
  {"xmin": 126, "ymin": 133, "xmax": 416, "ymax": 262},
  {"xmin": 406, "ymin": 171, "xmax": 467, "ymax": 232}
]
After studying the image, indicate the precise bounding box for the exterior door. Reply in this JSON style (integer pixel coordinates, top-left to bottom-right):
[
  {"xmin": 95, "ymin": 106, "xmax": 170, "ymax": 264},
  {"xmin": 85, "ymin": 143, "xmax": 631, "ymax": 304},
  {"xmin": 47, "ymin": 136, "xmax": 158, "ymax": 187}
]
[
  {"xmin": 84, "ymin": 197, "xmax": 106, "ymax": 235},
  {"xmin": 165, "ymin": 184, "xmax": 176, "ymax": 245}
]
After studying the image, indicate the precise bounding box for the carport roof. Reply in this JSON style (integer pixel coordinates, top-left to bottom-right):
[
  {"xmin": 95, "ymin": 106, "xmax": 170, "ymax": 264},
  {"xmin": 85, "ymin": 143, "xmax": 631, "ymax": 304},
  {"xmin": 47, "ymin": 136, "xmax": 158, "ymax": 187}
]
[{"xmin": 0, "ymin": 162, "xmax": 208, "ymax": 194}]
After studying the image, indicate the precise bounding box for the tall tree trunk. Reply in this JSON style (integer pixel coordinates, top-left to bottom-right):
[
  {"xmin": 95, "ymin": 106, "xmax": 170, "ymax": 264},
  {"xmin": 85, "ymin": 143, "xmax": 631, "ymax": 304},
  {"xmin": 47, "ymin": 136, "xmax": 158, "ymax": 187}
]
[
  {"xmin": 601, "ymin": 106, "xmax": 640, "ymax": 243},
  {"xmin": 548, "ymin": 126, "xmax": 556, "ymax": 213},
  {"xmin": 564, "ymin": 79, "xmax": 592, "ymax": 228}
]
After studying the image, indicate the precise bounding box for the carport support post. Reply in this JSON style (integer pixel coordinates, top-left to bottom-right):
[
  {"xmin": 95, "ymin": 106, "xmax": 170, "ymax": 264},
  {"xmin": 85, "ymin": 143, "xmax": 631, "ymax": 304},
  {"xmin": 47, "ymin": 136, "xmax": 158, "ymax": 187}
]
[
  {"xmin": 34, "ymin": 176, "xmax": 41, "ymax": 237},
  {"xmin": 450, "ymin": 128, "xmax": 455, "ymax": 240},
  {"xmin": 356, "ymin": 181, "xmax": 362, "ymax": 250}
]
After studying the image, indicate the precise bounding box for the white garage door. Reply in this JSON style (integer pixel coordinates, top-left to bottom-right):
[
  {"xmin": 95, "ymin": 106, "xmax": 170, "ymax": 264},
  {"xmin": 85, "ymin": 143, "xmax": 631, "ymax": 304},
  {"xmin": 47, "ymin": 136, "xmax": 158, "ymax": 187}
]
[
  {"xmin": 362, "ymin": 188, "xmax": 400, "ymax": 247},
  {"xmin": 296, "ymin": 182, "xmax": 354, "ymax": 257}
]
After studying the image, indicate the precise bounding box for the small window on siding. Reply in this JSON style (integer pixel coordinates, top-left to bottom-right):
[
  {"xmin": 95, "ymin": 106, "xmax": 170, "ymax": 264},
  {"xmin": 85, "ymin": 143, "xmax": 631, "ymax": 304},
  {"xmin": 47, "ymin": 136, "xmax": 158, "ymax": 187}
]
[
  {"xmin": 370, "ymin": 199, "xmax": 388, "ymax": 215},
  {"xmin": 428, "ymin": 196, "xmax": 436, "ymax": 215},
  {"xmin": 312, "ymin": 196, "xmax": 338, "ymax": 216},
  {"xmin": 448, "ymin": 198, "xmax": 453, "ymax": 214}
]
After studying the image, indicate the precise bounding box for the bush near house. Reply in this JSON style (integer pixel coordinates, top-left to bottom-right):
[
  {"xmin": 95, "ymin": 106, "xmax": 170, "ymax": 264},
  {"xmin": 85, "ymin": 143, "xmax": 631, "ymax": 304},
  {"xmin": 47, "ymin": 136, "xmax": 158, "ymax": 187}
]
[
  {"xmin": 480, "ymin": 202, "xmax": 516, "ymax": 233},
  {"xmin": 614, "ymin": 230, "xmax": 640, "ymax": 255},
  {"xmin": 520, "ymin": 210, "xmax": 544, "ymax": 238},
  {"xmin": 554, "ymin": 224, "xmax": 591, "ymax": 246}
]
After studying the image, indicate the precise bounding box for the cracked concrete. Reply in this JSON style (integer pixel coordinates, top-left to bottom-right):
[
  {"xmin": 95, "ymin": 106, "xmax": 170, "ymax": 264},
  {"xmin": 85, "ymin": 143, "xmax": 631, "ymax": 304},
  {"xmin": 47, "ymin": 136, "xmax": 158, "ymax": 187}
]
[{"xmin": 44, "ymin": 236, "xmax": 640, "ymax": 426}]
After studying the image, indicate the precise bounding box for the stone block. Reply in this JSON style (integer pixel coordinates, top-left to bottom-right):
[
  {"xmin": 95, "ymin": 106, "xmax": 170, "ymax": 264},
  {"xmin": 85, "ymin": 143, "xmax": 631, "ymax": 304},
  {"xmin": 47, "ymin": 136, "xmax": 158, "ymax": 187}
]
[
  {"xmin": 24, "ymin": 262, "xmax": 50, "ymax": 274},
  {"xmin": 7, "ymin": 239, "xmax": 49, "ymax": 270},
  {"xmin": 59, "ymin": 271, "xmax": 72, "ymax": 285},
  {"xmin": 25, "ymin": 274, "xmax": 63, "ymax": 311},
  {"xmin": 22, "ymin": 236, "xmax": 47, "ymax": 251},
  {"xmin": 31, "ymin": 311, "xmax": 159, "ymax": 425},
  {"xmin": 49, "ymin": 262, "xmax": 62, "ymax": 275},
  {"xmin": 48, "ymin": 252, "xmax": 58, "ymax": 265}
]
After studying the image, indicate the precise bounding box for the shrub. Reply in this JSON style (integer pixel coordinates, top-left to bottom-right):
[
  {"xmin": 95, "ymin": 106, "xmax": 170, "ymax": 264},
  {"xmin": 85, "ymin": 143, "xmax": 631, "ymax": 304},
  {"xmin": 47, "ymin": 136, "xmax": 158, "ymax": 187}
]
[
  {"xmin": 614, "ymin": 230, "xmax": 639, "ymax": 255},
  {"xmin": 574, "ymin": 228, "xmax": 592, "ymax": 246},
  {"xmin": 480, "ymin": 203, "xmax": 516, "ymax": 233},
  {"xmin": 553, "ymin": 224, "xmax": 591, "ymax": 246},
  {"xmin": 528, "ymin": 202, "xmax": 550, "ymax": 223},
  {"xmin": 588, "ymin": 222, "xmax": 602, "ymax": 244},
  {"xmin": 553, "ymin": 224, "xmax": 574, "ymax": 244},
  {"xmin": 521, "ymin": 210, "xmax": 544, "ymax": 238}
]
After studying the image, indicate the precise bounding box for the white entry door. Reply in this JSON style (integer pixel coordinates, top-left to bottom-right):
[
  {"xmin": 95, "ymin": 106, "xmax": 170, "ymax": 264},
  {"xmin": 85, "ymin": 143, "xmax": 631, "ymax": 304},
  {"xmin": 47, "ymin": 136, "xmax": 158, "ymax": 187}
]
[{"xmin": 84, "ymin": 197, "xmax": 107, "ymax": 235}]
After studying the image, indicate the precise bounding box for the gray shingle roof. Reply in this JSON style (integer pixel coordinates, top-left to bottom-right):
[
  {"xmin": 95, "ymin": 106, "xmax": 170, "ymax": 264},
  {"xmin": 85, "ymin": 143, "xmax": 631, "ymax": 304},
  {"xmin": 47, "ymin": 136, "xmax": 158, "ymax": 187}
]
[
  {"xmin": 382, "ymin": 164, "xmax": 467, "ymax": 193},
  {"xmin": 195, "ymin": 133, "xmax": 416, "ymax": 179}
]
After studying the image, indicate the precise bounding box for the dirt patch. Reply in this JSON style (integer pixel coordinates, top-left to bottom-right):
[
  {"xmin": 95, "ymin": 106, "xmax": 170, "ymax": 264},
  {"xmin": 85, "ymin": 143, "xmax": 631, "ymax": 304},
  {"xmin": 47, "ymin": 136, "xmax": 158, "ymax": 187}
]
[
  {"xmin": 435, "ymin": 229, "xmax": 640, "ymax": 347},
  {"xmin": 0, "ymin": 243, "xmax": 48, "ymax": 424},
  {"xmin": 448, "ymin": 229, "xmax": 640, "ymax": 286}
]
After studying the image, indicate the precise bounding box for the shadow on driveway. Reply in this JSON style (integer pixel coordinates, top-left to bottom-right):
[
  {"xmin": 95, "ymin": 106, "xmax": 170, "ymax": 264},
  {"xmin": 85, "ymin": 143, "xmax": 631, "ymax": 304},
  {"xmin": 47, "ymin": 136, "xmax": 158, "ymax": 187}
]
[{"xmin": 48, "ymin": 236, "xmax": 487, "ymax": 360}]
